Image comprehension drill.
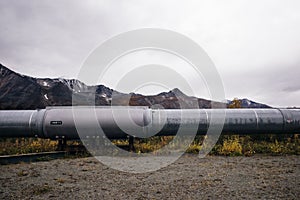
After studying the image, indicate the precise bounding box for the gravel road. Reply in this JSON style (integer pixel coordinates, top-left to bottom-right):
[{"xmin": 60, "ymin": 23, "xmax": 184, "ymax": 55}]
[{"xmin": 0, "ymin": 155, "xmax": 299, "ymax": 200}]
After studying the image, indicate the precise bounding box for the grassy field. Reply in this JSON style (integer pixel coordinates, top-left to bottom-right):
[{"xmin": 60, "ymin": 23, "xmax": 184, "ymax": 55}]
[{"xmin": 1, "ymin": 134, "xmax": 299, "ymax": 156}]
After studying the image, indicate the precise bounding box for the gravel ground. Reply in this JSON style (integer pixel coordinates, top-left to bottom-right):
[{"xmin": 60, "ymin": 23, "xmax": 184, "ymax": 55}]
[{"xmin": 0, "ymin": 155, "xmax": 299, "ymax": 200}]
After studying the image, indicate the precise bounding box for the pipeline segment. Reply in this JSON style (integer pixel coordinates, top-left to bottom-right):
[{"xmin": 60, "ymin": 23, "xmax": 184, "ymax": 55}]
[{"xmin": 0, "ymin": 107, "xmax": 299, "ymax": 139}]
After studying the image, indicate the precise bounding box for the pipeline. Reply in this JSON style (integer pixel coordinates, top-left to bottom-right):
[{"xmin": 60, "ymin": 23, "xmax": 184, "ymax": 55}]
[{"xmin": 0, "ymin": 107, "xmax": 299, "ymax": 140}]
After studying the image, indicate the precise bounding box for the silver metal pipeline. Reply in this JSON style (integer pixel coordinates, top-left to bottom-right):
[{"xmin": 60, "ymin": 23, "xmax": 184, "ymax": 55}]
[{"xmin": 0, "ymin": 107, "xmax": 299, "ymax": 139}]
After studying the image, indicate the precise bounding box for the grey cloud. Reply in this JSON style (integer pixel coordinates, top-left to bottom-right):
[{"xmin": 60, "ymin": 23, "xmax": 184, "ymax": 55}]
[
  {"xmin": 283, "ymin": 86, "xmax": 300, "ymax": 93},
  {"xmin": 0, "ymin": 0, "xmax": 119, "ymax": 77},
  {"xmin": 0, "ymin": 0, "xmax": 300, "ymax": 107}
]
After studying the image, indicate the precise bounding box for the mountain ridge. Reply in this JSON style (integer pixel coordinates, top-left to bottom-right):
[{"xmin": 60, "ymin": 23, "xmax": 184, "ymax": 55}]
[{"xmin": 0, "ymin": 63, "xmax": 271, "ymax": 110}]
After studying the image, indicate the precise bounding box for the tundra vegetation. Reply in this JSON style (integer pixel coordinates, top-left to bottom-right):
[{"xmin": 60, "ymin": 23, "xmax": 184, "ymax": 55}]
[{"xmin": 0, "ymin": 134, "xmax": 299, "ymax": 156}]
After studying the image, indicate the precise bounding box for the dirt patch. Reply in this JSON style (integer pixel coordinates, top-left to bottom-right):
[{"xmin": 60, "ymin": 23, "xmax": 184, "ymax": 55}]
[{"xmin": 0, "ymin": 155, "xmax": 299, "ymax": 199}]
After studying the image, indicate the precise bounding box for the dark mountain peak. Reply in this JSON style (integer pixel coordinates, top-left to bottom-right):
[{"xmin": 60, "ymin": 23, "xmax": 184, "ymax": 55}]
[
  {"xmin": 0, "ymin": 63, "xmax": 17, "ymax": 77},
  {"xmin": 57, "ymin": 78, "xmax": 87, "ymax": 92},
  {"xmin": 0, "ymin": 63, "xmax": 37, "ymax": 85},
  {"xmin": 170, "ymin": 88, "xmax": 186, "ymax": 96},
  {"xmin": 0, "ymin": 63, "xmax": 9, "ymax": 70},
  {"xmin": 96, "ymin": 84, "xmax": 114, "ymax": 95},
  {"xmin": 228, "ymin": 98, "xmax": 271, "ymax": 108},
  {"xmin": 0, "ymin": 64, "xmax": 271, "ymax": 109},
  {"xmin": 37, "ymin": 78, "xmax": 90, "ymax": 94},
  {"xmin": 155, "ymin": 88, "xmax": 186, "ymax": 99},
  {"xmin": 240, "ymin": 98, "xmax": 271, "ymax": 108}
]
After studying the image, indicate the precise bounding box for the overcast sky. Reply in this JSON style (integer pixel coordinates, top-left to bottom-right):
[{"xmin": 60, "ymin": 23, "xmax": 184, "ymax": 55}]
[{"xmin": 0, "ymin": 0, "xmax": 300, "ymax": 107}]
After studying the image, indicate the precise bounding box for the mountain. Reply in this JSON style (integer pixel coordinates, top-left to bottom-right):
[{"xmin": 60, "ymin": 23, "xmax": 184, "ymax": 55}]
[
  {"xmin": 231, "ymin": 98, "xmax": 271, "ymax": 109},
  {"xmin": 226, "ymin": 97, "xmax": 271, "ymax": 108},
  {"xmin": 0, "ymin": 63, "xmax": 270, "ymax": 109},
  {"xmin": 0, "ymin": 64, "xmax": 114, "ymax": 109}
]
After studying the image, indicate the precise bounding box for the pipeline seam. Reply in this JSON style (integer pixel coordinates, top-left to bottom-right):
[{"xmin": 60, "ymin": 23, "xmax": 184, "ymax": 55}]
[
  {"xmin": 40, "ymin": 109, "xmax": 48, "ymax": 138},
  {"xmin": 252, "ymin": 109, "xmax": 259, "ymax": 130},
  {"xmin": 28, "ymin": 111, "xmax": 35, "ymax": 136},
  {"xmin": 275, "ymin": 108, "xmax": 286, "ymax": 132},
  {"xmin": 203, "ymin": 109, "xmax": 209, "ymax": 130}
]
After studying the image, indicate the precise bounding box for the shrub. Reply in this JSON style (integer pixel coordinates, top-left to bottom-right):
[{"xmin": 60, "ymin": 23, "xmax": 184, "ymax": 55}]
[{"xmin": 219, "ymin": 136, "xmax": 243, "ymax": 156}]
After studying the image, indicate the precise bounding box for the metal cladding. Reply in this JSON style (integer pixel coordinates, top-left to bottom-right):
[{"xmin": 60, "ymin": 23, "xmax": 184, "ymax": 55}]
[
  {"xmin": 0, "ymin": 109, "xmax": 45, "ymax": 138},
  {"xmin": 0, "ymin": 107, "xmax": 299, "ymax": 139}
]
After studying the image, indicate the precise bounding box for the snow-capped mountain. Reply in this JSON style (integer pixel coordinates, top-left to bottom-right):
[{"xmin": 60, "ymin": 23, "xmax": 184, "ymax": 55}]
[{"xmin": 0, "ymin": 63, "xmax": 271, "ymax": 110}]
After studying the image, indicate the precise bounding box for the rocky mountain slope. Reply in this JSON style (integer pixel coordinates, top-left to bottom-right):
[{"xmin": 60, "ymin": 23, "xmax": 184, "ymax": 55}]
[
  {"xmin": 227, "ymin": 98, "xmax": 270, "ymax": 109},
  {"xmin": 0, "ymin": 63, "xmax": 270, "ymax": 109}
]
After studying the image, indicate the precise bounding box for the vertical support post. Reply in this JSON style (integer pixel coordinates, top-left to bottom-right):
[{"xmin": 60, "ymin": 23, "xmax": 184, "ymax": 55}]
[
  {"xmin": 57, "ymin": 137, "xmax": 67, "ymax": 151},
  {"xmin": 129, "ymin": 136, "xmax": 135, "ymax": 152}
]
